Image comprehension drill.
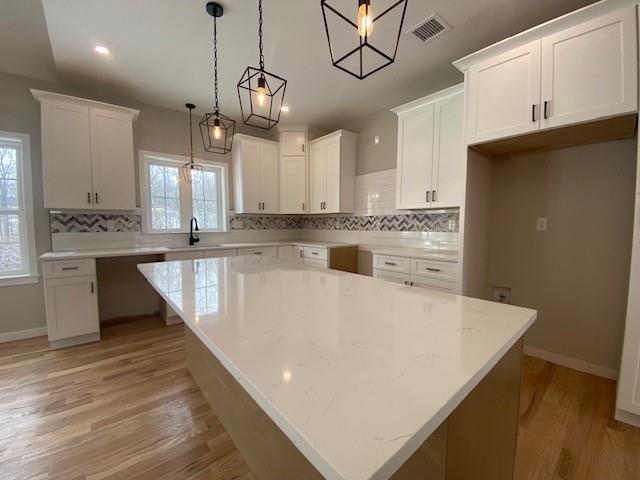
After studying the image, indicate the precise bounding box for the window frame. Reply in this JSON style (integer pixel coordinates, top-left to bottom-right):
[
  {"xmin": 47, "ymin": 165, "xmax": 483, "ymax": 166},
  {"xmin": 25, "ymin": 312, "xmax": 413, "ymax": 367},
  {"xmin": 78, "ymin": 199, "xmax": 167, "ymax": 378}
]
[
  {"xmin": 0, "ymin": 131, "xmax": 38, "ymax": 286},
  {"xmin": 139, "ymin": 150, "xmax": 229, "ymax": 234}
]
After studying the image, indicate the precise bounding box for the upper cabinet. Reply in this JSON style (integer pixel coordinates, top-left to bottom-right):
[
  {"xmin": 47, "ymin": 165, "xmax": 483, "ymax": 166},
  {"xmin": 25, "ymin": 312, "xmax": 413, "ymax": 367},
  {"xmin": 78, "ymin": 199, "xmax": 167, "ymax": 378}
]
[
  {"xmin": 32, "ymin": 90, "xmax": 139, "ymax": 210},
  {"xmin": 462, "ymin": 5, "xmax": 637, "ymax": 146},
  {"xmin": 279, "ymin": 130, "xmax": 307, "ymax": 214},
  {"xmin": 309, "ymin": 130, "xmax": 356, "ymax": 214},
  {"xmin": 233, "ymin": 134, "xmax": 279, "ymax": 214},
  {"xmin": 393, "ymin": 85, "xmax": 465, "ymax": 210}
]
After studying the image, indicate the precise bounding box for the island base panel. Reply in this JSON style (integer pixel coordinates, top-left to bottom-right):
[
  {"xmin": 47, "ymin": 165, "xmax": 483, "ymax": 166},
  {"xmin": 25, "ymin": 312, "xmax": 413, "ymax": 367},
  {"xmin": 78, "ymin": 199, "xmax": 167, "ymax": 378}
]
[{"xmin": 186, "ymin": 328, "xmax": 523, "ymax": 480}]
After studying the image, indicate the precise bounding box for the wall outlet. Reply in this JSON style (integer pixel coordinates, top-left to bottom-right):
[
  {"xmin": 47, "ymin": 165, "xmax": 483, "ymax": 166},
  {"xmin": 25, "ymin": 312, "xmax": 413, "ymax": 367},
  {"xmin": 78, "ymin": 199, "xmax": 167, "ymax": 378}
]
[
  {"xmin": 536, "ymin": 217, "xmax": 547, "ymax": 232},
  {"xmin": 492, "ymin": 286, "xmax": 512, "ymax": 304}
]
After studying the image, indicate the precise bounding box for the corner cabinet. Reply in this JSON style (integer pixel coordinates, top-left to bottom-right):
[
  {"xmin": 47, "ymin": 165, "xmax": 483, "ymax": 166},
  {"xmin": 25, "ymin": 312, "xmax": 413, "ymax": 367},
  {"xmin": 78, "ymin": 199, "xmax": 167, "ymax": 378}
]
[
  {"xmin": 32, "ymin": 90, "xmax": 139, "ymax": 210},
  {"xmin": 463, "ymin": 5, "xmax": 637, "ymax": 145},
  {"xmin": 309, "ymin": 130, "xmax": 356, "ymax": 214},
  {"xmin": 232, "ymin": 134, "xmax": 279, "ymax": 214},
  {"xmin": 393, "ymin": 84, "xmax": 465, "ymax": 210}
]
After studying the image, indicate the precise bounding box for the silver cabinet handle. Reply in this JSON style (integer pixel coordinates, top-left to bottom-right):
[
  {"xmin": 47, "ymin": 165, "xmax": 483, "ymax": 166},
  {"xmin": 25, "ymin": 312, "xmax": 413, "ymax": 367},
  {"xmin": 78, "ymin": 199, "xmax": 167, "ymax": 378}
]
[
  {"xmin": 299, "ymin": 250, "xmax": 303, "ymax": 258},
  {"xmin": 426, "ymin": 267, "xmax": 441, "ymax": 272},
  {"xmin": 254, "ymin": 252, "xmax": 263, "ymax": 255},
  {"xmin": 312, "ymin": 252, "xmax": 318, "ymax": 256},
  {"xmin": 87, "ymin": 192, "xmax": 92, "ymax": 204},
  {"xmin": 384, "ymin": 262, "xmax": 396, "ymax": 266},
  {"xmin": 432, "ymin": 190, "xmax": 436, "ymax": 202},
  {"xmin": 62, "ymin": 266, "xmax": 79, "ymax": 271},
  {"xmin": 426, "ymin": 191, "xmax": 430, "ymax": 202}
]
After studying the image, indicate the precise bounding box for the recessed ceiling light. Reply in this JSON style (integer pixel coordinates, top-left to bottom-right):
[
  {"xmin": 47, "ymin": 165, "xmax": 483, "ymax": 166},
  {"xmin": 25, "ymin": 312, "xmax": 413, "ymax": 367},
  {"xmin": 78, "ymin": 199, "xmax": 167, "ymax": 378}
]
[
  {"xmin": 94, "ymin": 45, "xmax": 110, "ymax": 55},
  {"xmin": 281, "ymin": 105, "xmax": 290, "ymax": 113}
]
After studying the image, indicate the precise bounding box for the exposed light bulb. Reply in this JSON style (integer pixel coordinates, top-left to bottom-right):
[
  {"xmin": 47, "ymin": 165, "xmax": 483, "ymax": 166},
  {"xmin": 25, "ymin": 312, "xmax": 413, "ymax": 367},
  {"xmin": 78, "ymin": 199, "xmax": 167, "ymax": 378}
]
[
  {"xmin": 357, "ymin": 1, "xmax": 373, "ymax": 38},
  {"xmin": 256, "ymin": 76, "xmax": 267, "ymax": 107},
  {"xmin": 212, "ymin": 118, "xmax": 222, "ymax": 140},
  {"xmin": 94, "ymin": 45, "xmax": 110, "ymax": 55}
]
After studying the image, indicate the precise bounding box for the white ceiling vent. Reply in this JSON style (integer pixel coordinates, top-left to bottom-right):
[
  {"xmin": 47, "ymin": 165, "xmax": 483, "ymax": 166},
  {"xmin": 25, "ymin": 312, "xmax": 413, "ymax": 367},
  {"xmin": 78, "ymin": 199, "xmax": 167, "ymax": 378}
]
[{"xmin": 407, "ymin": 14, "xmax": 451, "ymax": 43}]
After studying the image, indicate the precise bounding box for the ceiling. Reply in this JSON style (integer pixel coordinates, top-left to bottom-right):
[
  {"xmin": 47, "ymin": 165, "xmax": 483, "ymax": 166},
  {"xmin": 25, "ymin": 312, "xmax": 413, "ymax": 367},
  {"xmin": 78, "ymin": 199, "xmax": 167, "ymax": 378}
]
[{"xmin": 5, "ymin": 0, "xmax": 598, "ymax": 131}]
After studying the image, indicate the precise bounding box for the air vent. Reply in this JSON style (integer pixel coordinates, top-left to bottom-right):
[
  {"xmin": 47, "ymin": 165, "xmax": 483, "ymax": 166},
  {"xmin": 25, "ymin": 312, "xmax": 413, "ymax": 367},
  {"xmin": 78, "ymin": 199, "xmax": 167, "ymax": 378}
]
[{"xmin": 408, "ymin": 14, "xmax": 451, "ymax": 43}]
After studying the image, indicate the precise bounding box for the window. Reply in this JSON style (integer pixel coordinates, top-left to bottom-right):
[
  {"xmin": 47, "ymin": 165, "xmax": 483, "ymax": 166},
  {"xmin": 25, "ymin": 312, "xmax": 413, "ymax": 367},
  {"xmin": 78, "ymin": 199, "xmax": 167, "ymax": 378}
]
[
  {"xmin": 0, "ymin": 132, "xmax": 37, "ymax": 285},
  {"xmin": 140, "ymin": 151, "xmax": 228, "ymax": 233}
]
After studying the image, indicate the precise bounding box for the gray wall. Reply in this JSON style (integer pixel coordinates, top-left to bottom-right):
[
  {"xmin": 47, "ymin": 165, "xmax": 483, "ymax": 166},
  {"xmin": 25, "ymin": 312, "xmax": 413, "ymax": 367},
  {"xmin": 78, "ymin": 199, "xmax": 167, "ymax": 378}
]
[
  {"xmin": 355, "ymin": 109, "xmax": 397, "ymax": 176},
  {"xmin": 487, "ymin": 139, "xmax": 637, "ymax": 372},
  {"xmin": 0, "ymin": 71, "xmax": 268, "ymax": 335}
]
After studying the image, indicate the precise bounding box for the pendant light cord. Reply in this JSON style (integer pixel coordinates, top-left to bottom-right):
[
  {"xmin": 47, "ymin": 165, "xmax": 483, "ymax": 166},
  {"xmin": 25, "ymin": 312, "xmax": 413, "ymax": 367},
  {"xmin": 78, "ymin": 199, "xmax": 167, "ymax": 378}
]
[
  {"xmin": 188, "ymin": 106, "xmax": 194, "ymax": 163},
  {"xmin": 258, "ymin": 0, "xmax": 264, "ymax": 71},
  {"xmin": 213, "ymin": 15, "xmax": 219, "ymax": 114}
]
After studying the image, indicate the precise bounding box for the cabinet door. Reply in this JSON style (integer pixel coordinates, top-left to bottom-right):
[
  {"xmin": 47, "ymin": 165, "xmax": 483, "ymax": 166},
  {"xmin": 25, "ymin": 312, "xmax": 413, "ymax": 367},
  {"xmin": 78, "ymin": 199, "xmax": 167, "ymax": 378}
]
[
  {"xmin": 309, "ymin": 142, "xmax": 325, "ymax": 214},
  {"xmin": 90, "ymin": 108, "xmax": 136, "ymax": 210},
  {"xmin": 238, "ymin": 246, "xmax": 278, "ymax": 258},
  {"xmin": 280, "ymin": 131, "xmax": 306, "ymax": 156},
  {"xmin": 260, "ymin": 142, "xmax": 279, "ymax": 213},
  {"xmin": 238, "ymin": 141, "xmax": 262, "ymax": 213},
  {"xmin": 467, "ymin": 40, "xmax": 541, "ymax": 144},
  {"xmin": 431, "ymin": 92, "xmax": 465, "ymax": 208},
  {"xmin": 396, "ymin": 103, "xmax": 435, "ymax": 209},
  {"xmin": 277, "ymin": 245, "xmax": 294, "ymax": 262},
  {"xmin": 280, "ymin": 156, "xmax": 306, "ymax": 213},
  {"xmin": 324, "ymin": 139, "xmax": 341, "ymax": 213},
  {"xmin": 373, "ymin": 270, "xmax": 411, "ymax": 285},
  {"xmin": 541, "ymin": 6, "xmax": 637, "ymax": 130},
  {"xmin": 41, "ymin": 101, "xmax": 93, "ymax": 209},
  {"xmin": 45, "ymin": 275, "xmax": 99, "ymax": 341},
  {"xmin": 617, "ymin": 195, "xmax": 640, "ymax": 416},
  {"xmin": 293, "ymin": 246, "xmax": 305, "ymax": 264}
]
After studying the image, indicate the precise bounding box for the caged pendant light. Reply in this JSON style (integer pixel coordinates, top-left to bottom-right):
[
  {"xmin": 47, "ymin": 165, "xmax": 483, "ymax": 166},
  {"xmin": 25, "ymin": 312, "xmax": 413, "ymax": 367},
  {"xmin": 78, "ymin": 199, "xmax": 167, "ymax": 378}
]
[
  {"xmin": 321, "ymin": 0, "xmax": 408, "ymax": 80},
  {"xmin": 237, "ymin": 0, "xmax": 287, "ymax": 130},
  {"xmin": 182, "ymin": 103, "xmax": 203, "ymax": 184},
  {"xmin": 199, "ymin": 2, "xmax": 235, "ymax": 155}
]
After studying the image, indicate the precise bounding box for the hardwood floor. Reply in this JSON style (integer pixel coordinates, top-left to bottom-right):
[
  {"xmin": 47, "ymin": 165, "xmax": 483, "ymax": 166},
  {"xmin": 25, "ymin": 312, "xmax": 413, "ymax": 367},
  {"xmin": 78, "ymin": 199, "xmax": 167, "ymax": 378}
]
[{"xmin": 0, "ymin": 316, "xmax": 638, "ymax": 480}]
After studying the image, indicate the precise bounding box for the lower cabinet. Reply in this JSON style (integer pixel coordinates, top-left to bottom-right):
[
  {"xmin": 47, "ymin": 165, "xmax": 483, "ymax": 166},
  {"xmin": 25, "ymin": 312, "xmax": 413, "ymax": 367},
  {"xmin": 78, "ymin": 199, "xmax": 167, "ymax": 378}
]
[
  {"xmin": 293, "ymin": 246, "xmax": 305, "ymax": 264},
  {"xmin": 43, "ymin": 259, "xmax": 100, "ymax": 346},
  {"xmin": 237, "ymin": 246, "xmax": 278, "ymax": 258},
  {"xmin": 277, "ymin": 245, "xmax": 294, "ymax": 262},
  {"xmin": 373, "ymin": 254, "xmax": 458, "ymax": 293}
]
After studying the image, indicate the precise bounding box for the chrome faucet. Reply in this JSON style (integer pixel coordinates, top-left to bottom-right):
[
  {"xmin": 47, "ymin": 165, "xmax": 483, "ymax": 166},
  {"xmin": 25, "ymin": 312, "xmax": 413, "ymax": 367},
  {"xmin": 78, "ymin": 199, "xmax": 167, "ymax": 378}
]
[{"xmin": 189, "ymin": 217, "xmax": 200, "ymax": 246}]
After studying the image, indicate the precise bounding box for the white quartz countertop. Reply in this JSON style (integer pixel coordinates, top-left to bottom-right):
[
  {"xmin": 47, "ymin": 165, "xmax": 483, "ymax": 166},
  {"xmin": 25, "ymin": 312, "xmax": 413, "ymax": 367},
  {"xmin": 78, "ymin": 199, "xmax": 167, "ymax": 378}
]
[
  {"xmin": 138, "ymin": 256, "xmax": 536, "ymax": 480},
  {"xmin": 370, "ymin": 246, "xmax": 459, "ymax": 263},
  {"xmin": 39, "ymin": 240, "xmax": 357, "ymax": 261}
]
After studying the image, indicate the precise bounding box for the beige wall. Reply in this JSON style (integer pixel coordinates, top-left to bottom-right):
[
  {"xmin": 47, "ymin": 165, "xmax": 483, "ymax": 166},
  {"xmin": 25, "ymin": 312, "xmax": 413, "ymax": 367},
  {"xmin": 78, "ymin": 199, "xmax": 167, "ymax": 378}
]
[
  {"xmin": 487, "ymin": 139, "xmax": 637, "ymax": 372},
  {"xmin": 0, "ymin": 71, "xmax": 269, "ymax": 334},
  {"xmin": 355, "ymin": 109, "xmax": 397, "ymax": 175}
]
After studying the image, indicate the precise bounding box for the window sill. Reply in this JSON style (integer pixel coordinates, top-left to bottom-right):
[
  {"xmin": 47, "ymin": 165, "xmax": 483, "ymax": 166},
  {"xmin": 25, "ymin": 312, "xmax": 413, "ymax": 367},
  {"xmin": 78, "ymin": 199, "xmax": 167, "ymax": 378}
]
[{"xmin": 0, "ymin": 274, "xmax": 40, "ymax": 287}]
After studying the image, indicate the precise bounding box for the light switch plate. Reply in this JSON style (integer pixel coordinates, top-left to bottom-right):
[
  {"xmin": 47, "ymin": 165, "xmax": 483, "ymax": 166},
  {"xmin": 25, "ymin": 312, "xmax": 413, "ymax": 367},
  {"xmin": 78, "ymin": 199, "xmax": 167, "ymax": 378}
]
[{"xmin": 536, "ymin": 217, "xmax": 547, "ymax": 231}]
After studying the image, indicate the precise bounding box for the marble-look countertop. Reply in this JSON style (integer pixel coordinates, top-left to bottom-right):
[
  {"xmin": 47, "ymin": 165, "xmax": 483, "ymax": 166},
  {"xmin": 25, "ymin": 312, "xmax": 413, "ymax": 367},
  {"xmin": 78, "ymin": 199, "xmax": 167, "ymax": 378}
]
[
  {"xmin": 138, "ymin": 256, "xmax": 536, "ymax": 480},
  {"xmin": 39, "ymin": 240, "xmax": 357, "ymax": 261}
]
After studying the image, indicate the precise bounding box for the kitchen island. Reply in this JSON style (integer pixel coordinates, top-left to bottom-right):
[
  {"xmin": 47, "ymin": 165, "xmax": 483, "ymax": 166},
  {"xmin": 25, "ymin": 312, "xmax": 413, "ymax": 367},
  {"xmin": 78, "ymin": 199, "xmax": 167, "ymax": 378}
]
[{"xmin": 138, "ymin": 256, "xmax": 536, "ymax": 480}]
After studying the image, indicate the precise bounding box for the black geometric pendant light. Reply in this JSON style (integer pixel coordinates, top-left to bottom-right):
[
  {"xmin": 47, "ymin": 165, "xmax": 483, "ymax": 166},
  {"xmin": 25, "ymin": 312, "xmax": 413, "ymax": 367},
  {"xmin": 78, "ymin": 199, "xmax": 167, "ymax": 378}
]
[
  {"xmin": 200, "ymin": 2, "xmax": 235, "ymax": 155},
  {"xmin": 237, "ymin": 0, "xmax": 287, "ymax": 130},
  {"xmin": 321, "ymin": 0, "xmax": 408, "ymax": 80},
  {"xmin": 183, "ymin": 103, "xmax": 203, "ymax": 184}
]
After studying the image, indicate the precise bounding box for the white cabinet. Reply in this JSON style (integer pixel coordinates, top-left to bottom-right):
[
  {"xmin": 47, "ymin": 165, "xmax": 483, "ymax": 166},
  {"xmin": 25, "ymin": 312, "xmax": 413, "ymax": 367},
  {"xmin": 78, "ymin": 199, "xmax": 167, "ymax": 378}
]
[
  {"xmin": 393, "ymin": 85, "xmax": 465, "ymax": 210},
  {"xmin": 280, "ymin": 156, "xmax": 307, "ymax": 214},
  {"xmin": 280, "ymin": 131, "xmax": 306, "ymax": 156},
  {"xmin": 43, "ymin": 258, "xmax": 99, "ymax": 346},
  {"xmin": 373, "ymin": 253, "xmax": 459, "ymax": 293},
  {"xmin": 309, "ymin": 130, "xmax": 356, "ymax": 214},
  {"xmin": 233, "ymin": 134, "xmax": 279, "ymax": 214},
  {"xmin": 540, "ymin": 7, "xmax": 637, "ymax": 130},
  {"xmin": 464, "ymin": 6, "xmax": 637, "ymax": 145},
  {"xmin": 293, "ymin": 245, "xmax": 305, "ymax": 264},
  {"xmin": 237, "ymin": 246, "xmax": 278, "ymax": 258},
  {"xmin": 277, "ymin": 245, "xmax": 294, "ymax": 262},
  {"xmin": 33, "ymin": 90, "xmax": 139, "ymax": 210},
  {"xmin": 617, "ymin": 195, "xmax": 640, "ymax": 420}
]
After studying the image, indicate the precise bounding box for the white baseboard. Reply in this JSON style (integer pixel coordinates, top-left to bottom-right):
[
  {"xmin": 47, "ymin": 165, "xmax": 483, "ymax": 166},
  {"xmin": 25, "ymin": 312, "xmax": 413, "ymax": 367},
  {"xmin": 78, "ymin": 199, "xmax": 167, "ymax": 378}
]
[
  {"xmin": 615, "ymin": 408, "xmax": 640, "ymax": 428},
  {"xmin": 524, "ymin": 345, "xmax": 619, "ymax": 380},
  {"xmin": 0, "ymin": 326, "xmax": 47, "ymax": 344}
]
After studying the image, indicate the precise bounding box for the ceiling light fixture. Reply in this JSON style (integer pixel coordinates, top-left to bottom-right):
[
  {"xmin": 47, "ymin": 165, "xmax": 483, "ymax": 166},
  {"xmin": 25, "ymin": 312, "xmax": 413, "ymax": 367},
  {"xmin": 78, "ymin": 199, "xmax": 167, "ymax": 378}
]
[
  {"xmin": 199, "ymin": 2, "xmax": 235, "ymax": 155},
  {"xmin": 183, "ymin": 103, "xmax": 203, "ymax": 184},
  {"xmin": 320, "ymin": 0, "xmax": 408, "ymax": 80},
  {"xmin": 94, "ymin": 45, "xmax": 110, "ymax": 55},
  {"xmin": 237, "ymin": 0, "xmax": 287, "ymax": 130},
  {"xmin": 281, "ymin": 105, "xmax": 290, "ymax": 113}
]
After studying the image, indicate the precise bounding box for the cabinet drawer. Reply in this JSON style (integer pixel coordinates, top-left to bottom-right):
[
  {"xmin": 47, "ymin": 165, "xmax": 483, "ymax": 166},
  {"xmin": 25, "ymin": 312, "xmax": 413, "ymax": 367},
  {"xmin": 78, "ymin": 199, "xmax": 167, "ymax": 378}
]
[
  {"xmin": 238, "ymin": 246, "xmax": 278, "ymax": 258},
  {"xmin": 304, "ymin": 257, "xmax": 328, "ymax": 268},
  {"xmin": 44, "ymin": 259, "xmax": 96, "ymax": 279},
  {"xmin": 411, "ymin": 259, "xmax": 457, "ymax": 282},
  {"xmin": 373, "ymin": 255, "xmax": 411, "ymax": 274},
  {"xmin": 410, "ymin": 276, "xmax": 457, "ymax": 293},
  {"xmin": 303, "ymin": 246, "xmax": 327, "ymax": 260},
  {"xmin": 373, "ymin": 270, "xmax": 411, "ymax": 285}
]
